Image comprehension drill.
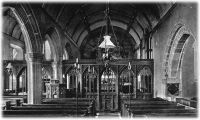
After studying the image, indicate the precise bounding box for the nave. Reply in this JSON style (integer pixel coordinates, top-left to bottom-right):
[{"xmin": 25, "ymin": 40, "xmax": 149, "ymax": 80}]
[{"xmin": 1, "ymin": 1, "xmax": 198, "ymax": 118}]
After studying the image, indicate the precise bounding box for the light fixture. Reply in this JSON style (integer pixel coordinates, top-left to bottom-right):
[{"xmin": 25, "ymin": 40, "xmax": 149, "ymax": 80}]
[{"xmin": 98, "ymin": 3, "xmax": 118, "ymax": 64}]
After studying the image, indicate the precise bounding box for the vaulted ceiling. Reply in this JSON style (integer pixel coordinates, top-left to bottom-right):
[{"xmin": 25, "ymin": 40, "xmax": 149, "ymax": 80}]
[
  {"xmin": 41, "ymin": 3, "xmax": 174, "ymax": 58},
  {"xmin": 2, "ymin": 2, "xmax": 175, "ymax": 59}
]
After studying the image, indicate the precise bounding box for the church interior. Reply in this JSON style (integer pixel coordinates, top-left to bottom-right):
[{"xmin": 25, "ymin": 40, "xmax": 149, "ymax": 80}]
[{"xmin": 1, "ymin": 1, "xmax": 198, "ymax": 118}]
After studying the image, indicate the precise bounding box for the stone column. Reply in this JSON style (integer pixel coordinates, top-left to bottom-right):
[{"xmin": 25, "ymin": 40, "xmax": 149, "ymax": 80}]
[
  {"xmin": 25, "ymin": 53, "xmax": 43, "ymax": 104},
  {"xmin": 52, "ymin": 61, "xmax": 63, "ymax": 83}
]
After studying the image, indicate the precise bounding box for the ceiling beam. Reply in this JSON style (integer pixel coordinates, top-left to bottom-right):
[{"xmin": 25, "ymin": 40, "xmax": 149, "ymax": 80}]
[
  {"xmin": 79, "ymin": 7, "xmax": 91, "ymax": 34},
  {"xmin": 55, "ymin": 5, "xmax": 66, "ymax": 22},
  {"xmin": 39, "ymin": 7, "xmax": 79, "ymax": 48},
  {"xmin": 150, "ymin": 3, "xmax": 177, "ymax": 34},
  {"xmin": 124, "ymin": 13, "xmax": 138, "ymax": 53},
  {"xmin": 75, "ymin": 7, "xmax": 93, "ymax": 46},
  {"xmin": 64, "ymin": 5, "xmax": 81, "ymax": 31},
  {"xmin": 3, "ymin": 32, "xmax": 25, "ymax": 48}
]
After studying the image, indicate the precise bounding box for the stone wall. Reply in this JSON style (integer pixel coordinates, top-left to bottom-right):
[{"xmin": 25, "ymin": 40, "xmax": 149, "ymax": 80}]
[{"xmin": 152, "ymin": 3, "xmax": 197, "ymax": 98}]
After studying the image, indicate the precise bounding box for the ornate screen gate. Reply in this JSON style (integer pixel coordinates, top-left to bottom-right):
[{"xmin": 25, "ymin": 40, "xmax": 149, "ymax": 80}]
[
  {"xmin": 100, "ymin": 67, "xmax": 117, "ymax": 111},
  {"xmin": 63, "ymin": 59, "xmax": 154, "ymax": 111}
]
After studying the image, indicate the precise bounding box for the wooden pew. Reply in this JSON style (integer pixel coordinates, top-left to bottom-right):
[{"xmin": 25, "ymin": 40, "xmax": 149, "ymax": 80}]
[
  {"xmin": 2, "ymin": 95, "xmax": 27, "ymax": 109},
  {"xmin": 42, "ymin": 98, "xmax": 93, "ymax": 104},
  {"xmin": 176, "ymin": 98, "xmax": 197, "ymax": 108},
  {"xmin": 11, "ymin": 104, "xmax": 90, "ymax": 110},
  {"xmin": 3, "ymin": 98, "xmax": 96, "ymax": 117},
  {"xmin": 121, "ymin": 98, "xmax": 197, "ymax": 117},
  {"xmin": 3, "ymin": 109, "xmax": 88, "ymax": 117}
]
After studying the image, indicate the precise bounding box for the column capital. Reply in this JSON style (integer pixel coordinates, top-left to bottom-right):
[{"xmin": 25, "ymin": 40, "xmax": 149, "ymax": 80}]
[{"xmin": 25, "ymin": 53, "xmax": 44, "ymax": 62}]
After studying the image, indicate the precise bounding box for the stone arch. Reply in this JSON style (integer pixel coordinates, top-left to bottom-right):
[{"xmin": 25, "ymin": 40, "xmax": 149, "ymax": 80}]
[
  {"xmin": 45, "ymin": 27, "xmax": 62, "ymax": 62},
  {"xmin": 44, "ymin": 34, "xmax": 57, "ymax": 61},
  {"xmin": 163, "ymin": 24, "xmax": 196, "ymax": 79},
  {"xmin": 3, "ymin": 5, "xmax": 43, "ymax": 53}
]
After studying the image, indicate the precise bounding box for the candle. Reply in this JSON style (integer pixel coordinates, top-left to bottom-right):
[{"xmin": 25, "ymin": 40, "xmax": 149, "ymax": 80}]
[
  {"xmin": 88, "ymin": 66, "xmax": 90, "ymax": 72},
  {"xmin": 76, "ymin": 58, "xmax": 78, "ymax": 63},
  {"xmin": 78, "ymin": 64, "xmax": 80, "ymax": 69},
  {"xmin": 128, "ymin": 62, "xmax": 131, "ymax": 70}
]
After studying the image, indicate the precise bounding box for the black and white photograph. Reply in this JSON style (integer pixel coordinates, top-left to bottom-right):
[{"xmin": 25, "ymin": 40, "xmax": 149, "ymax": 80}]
[{"xmin": 0, "ymin": 0, "xmax": 198, "ymax": 118}]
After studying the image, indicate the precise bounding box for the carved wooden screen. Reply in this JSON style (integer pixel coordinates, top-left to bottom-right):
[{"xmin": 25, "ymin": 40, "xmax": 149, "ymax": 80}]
[
  {"xmin": 82, "ymin": 66, "xmax": 97, "ymax": 98},
  {"xmin": 101, "ymin": 68, "xmax": 116, "ymax": 93},
  {"xmin": 65, "ymin": 69, "xmax": 79, "ymax": 98},
  {"xmin": 137, "ymin": 67, "xmax": 152, "ymax": 98},
  {"xmin": 120, "ymin": 68, "xmax": 136, "ymax": 98}
]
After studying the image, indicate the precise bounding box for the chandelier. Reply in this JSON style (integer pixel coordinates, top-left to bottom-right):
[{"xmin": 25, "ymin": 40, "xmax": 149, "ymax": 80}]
[{"xmin": 98, "ymin": 3, "xmax": 119, "ymax": 67}]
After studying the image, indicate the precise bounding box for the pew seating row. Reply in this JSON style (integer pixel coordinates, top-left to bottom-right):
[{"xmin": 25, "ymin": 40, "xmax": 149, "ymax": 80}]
[
  {"xmin": 3, "ymin": 98, "xmax": 96, "ymax": 117},
  {"xmin": 121, "ymin": 98, "xmax": 197, "ymax": 117}
]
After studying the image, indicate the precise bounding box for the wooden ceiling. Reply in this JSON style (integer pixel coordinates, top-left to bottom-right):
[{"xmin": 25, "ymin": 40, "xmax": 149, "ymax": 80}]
[{"xmin": 2, "ymin": 2, "xmax": 174, "ymax": 59}]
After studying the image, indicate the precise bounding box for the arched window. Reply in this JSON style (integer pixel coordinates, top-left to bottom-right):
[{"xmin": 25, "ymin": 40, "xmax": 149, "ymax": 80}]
[
  {"xmin": 63, "ymin": 49, "xmax": 69, "ymax": 60},
  {"xmin": 10, "ymin": 44, "xmax": 23, "ymax": 60},
  {"xmin": 43, "ymin": 40, "xmax": 52, "ymax": 61}
]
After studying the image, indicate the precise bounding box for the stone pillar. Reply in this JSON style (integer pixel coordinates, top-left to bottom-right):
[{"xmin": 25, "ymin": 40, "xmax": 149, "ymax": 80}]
[
  {"xmin": 25, "ymin": 53, "xmax": 43, "ymax": 104},
  {"xmin": 52, "ymin": 61, "xmax": 63, "ymax": 83}
]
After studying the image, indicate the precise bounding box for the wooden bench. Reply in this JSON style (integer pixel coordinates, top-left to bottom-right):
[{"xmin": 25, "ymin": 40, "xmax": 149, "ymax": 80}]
[
  {"xmin": 3, "ymin": 109, "xmax": 87, "ymax": 117},
  {"xmin": 3, "ymin": 98, "xmax": 96, "ymax": 117},
  {"xmin": 121, "ymin": 98, "xmax": 197, "ymax": 117},
  {"xmin": 176, "ymin": 98, "xmax": 197, "ymax": 108},
  {"xmin": 145, "ymin": 113, "xmax": 197, "ymax": 117},
  {"xmin": 2, "ymin": 96, "xmax": 27, "ymax": 110},
  {"xmin": 126, "ymin": 105, "xmax": 185, "ymax": 110},
  {"xmin": 42, "ymin": 98, "xmax": 93, "ymax": 104}
]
